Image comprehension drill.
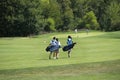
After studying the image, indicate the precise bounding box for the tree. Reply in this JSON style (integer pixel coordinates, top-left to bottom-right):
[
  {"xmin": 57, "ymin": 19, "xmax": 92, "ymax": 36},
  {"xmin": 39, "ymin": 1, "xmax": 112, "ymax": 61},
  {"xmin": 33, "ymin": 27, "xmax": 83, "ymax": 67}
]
[
  {"xmin": 82, "ymin": 11, "xmax": 99, "ymax": 30},
  {"xmin": 0, "ymin": 0, "xmax": 120, "ymax": 37},
  {"xmin": 48, "ymin": 0, "xmax": 62, "ymax": 31},
  {"xmin": 0, "ymin": 0, "xmax": 43, "ymax": 36},
  {"xmin": 57, "ymin": 0, "xmax": 74, "ymax": 31},
  {"xmin": 0, "ymin": 0, "xmax": 25, "ymax": 36},
  {"xmin": 44, "ymin": 17, "xmax": 56, "ymax": 32},
  {"xmin": 104, "ymin": 1, "xmax": 120, "ymax": 31}
]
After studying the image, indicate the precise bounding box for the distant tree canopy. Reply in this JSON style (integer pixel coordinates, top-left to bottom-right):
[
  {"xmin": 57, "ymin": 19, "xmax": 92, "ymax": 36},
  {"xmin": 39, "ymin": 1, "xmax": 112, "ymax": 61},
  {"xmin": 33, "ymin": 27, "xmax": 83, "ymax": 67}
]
[{"xmin": 0, "ymin": 0, "xmax": 120, "ymax": 36}]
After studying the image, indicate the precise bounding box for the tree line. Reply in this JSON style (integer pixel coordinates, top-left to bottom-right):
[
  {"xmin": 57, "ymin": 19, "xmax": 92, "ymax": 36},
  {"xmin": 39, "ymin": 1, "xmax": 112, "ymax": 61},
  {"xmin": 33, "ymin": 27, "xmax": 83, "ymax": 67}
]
[{"xmin": 0, "ymin": 0, "xmax": 120, "ymax": 37}]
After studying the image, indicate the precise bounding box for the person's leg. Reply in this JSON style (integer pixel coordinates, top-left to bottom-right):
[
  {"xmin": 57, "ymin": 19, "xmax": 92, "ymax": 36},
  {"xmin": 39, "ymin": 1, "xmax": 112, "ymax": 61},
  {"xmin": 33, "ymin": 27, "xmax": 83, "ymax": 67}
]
[
  {"xmin": 56, "ymin": 50, "xmax": 59, "ymax": 59},
  {"xmin": 53, "ymin": 51, "xmax": 56, "ymax": 59},
  {"xmin": 49, "ymin": 52, "xmax": 52, "ymax": 59},
  {"xmin": 68, "ymin": 50, "xmax": 71, "ymax": 58}
]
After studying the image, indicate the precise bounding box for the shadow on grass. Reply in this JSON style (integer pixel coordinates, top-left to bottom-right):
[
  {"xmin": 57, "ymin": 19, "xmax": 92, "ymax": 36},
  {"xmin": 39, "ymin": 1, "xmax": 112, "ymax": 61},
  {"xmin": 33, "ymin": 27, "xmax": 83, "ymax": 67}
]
[{"xmin": 0, "ymin": 59, "xmax": 120, "ymax": 75}]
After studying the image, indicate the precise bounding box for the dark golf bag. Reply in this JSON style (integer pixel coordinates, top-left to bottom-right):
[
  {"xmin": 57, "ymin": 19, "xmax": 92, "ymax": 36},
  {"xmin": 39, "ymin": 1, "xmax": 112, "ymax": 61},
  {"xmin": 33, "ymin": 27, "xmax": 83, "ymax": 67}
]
[
  {"xmin": 46, "ymin": 46, "xmax": 51, "ymax": 52},
  {"xmin": 46, "ymin": 45, "xmax": 59, "ymax": 52},
  {"xmin": 62, "ymin": 42, "xmax": 76, "ymax": 51}
]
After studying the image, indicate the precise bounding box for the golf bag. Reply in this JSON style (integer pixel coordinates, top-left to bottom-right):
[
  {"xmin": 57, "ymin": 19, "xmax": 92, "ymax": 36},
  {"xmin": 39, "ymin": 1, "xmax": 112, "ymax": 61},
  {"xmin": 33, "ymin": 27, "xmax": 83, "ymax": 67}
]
[
  {"xmin": 62, "ymin": 42, "xmax": 76, "ymax": 51},
  {"xmin": 45, "ymin": 45, "xmax": 59, "ymax": 52}
]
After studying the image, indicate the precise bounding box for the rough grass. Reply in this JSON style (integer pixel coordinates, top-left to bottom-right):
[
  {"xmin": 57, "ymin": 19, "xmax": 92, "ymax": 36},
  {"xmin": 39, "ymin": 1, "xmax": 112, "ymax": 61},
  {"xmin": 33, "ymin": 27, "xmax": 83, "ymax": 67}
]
[{"xmin": 0, "ymin": 31, "xmax": 120, "ymax": 80}]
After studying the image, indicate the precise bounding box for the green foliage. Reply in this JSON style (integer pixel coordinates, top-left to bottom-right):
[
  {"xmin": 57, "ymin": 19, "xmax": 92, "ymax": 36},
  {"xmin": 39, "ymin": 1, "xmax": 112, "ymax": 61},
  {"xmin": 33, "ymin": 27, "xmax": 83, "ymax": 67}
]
[
  {"xmin": 0, "ymin": 0, "xmax": 120, "ymax": 36},
  {"xmin": 0, "ymin": 0, "xmax": 42, "ymax": 36},
  {"xmin": 44, "ymin": 18, "xmax": 56, "ymax": 32},
  {"xmin": 48, "ymin": 0, "xmax": 62, "ymax": 30},
  {"xmin": 82, "ymin": 11, "xmax": 99, "ymax": 29},
  {"xmin": 57, "ymin": 0, "xmax": 74, "ymax": 31},
  {"xmin": 105, "ymin": 1, "xmax": 120, "ymax": 31},
  {"xmin": 71, "ymin": 0, "xmax": 90, "ymax": 17}
]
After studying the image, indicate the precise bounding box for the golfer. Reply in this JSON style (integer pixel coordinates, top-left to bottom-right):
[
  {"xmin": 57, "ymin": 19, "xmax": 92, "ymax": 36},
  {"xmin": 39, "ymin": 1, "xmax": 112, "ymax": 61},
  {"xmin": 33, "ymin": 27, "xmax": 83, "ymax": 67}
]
[
  {"xmin": 49, "ymin": 37, "xmax": 57, "ymax": 59},
  {"xmin": 55, "ymin": 38, "xmax": 61, "ymax": 59},
  {"xmin": 67, "ymin": 35, "xmax": 73, "ymax": 58}
]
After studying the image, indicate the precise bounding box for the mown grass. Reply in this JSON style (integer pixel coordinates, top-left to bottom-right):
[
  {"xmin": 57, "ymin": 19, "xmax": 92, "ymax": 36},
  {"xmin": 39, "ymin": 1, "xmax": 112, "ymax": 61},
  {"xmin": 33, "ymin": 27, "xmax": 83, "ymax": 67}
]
[{"xmin": 0, "ymin": 31, "xmax": 120, "ymax": 80}]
